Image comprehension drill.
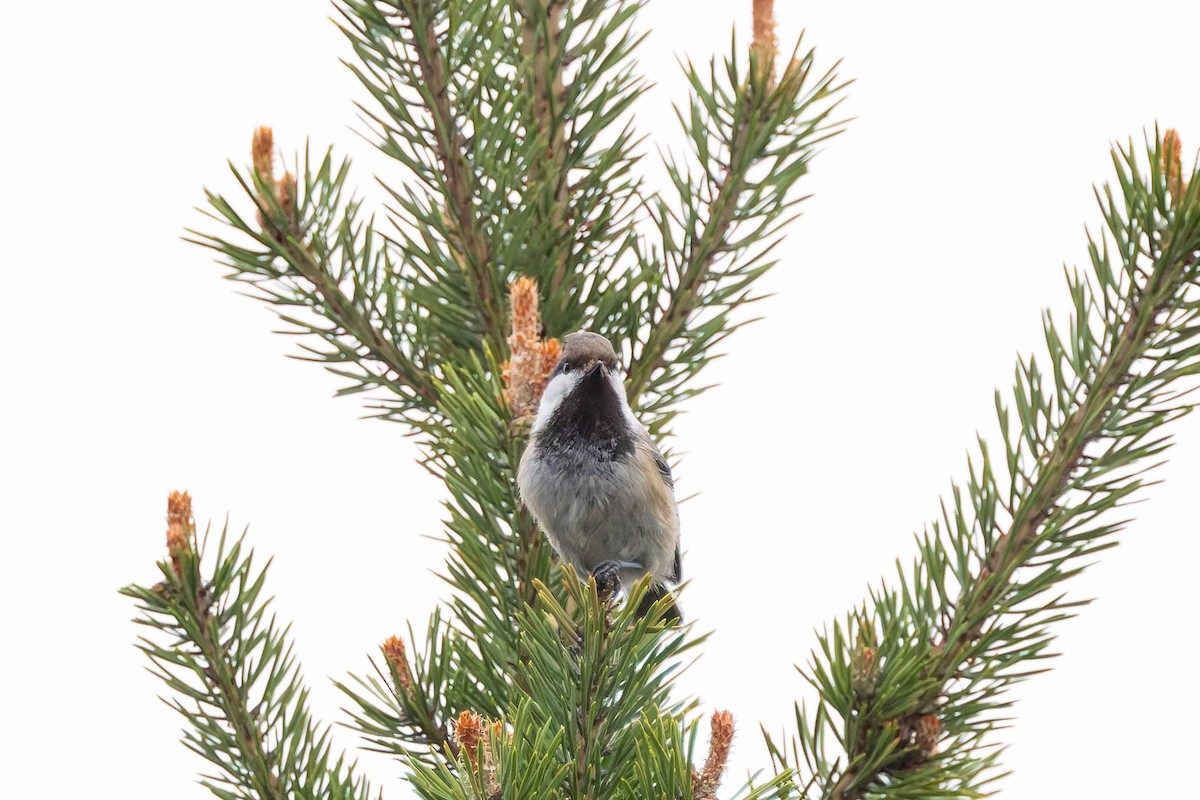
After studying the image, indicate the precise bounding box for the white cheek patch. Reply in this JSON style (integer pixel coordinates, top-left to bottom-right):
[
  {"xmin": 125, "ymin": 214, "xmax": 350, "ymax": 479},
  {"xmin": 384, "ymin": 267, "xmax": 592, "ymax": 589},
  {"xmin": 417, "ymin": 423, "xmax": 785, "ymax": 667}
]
[{"xmin": 533, "ymin": 371, "xmax": 582, "ymax": 433}]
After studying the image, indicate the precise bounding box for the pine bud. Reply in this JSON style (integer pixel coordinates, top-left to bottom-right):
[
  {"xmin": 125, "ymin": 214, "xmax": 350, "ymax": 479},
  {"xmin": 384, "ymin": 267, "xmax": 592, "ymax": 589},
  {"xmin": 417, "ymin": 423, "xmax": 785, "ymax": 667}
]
[
  {"xmin": 504, "ymin": 276, "xmax": 560, "ymax": 423},
  {"xmin": 913, "ymin": 713, "xmax": 941, "ymax": 757},
  {"xmin": 1164, "ymin": 129, "xmax": 1186, "ymax": 205},
  {"xmin": 381, "ymin": 636, "xmax": 413, "ymax": 693},
  {"xmin": 276, "ymin": 171, "xmax": 297, "ymax": 227},
  {"xmin": 850, "ymin": 644, "xmax": 878, "ymax": 699},
  {"xmin": 251, "ymin": 126, "xmax": 275, "ymax": 181},
  {"xmin": 165, "ymin": 490, "xmax": 192, "ymax": 577},
  {"xmin": 250, "ymin": 126, "xmax": 297, "ymax": 238},
  {"xmin": 751, "ymin": 0, "xmax": 778, "ymax": 88},
  {"xmin": 454, "ymin": 710, "xmax": 486, "ymax": 765},
  {"xmin": 693, "ymin": 709, "xmax": 735, "ymax": 799}
]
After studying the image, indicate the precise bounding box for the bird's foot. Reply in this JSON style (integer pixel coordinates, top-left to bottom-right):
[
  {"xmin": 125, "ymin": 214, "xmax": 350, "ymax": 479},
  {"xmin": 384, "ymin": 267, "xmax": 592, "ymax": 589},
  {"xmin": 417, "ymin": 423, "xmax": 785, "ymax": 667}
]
[{"xmin": 591, "ymin": 560, "xmax": 623, "ymax": 599}]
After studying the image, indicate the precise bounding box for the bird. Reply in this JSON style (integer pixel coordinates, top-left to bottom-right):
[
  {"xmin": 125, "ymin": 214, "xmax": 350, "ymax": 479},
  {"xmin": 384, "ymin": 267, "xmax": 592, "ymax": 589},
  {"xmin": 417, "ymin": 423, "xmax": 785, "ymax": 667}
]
[{"xmin": 517, "ymin": 331, "xmax": 682, "ymax": 622}]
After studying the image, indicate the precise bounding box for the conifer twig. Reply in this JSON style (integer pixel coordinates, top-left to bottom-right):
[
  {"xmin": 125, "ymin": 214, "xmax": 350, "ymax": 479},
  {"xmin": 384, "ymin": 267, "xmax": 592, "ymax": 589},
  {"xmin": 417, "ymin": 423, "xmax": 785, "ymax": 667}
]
[
  {"xmin": 160, "ymin": 492, "xmax": 286, "ymax": 800},
  {"xmin": 194, "ymin": 135, "xmax": 442, "ymax": 419},
  {"xmin": 798, "ymin": 132, "xmax": 1200, "ymax": 800},
  {"xmin": 402, "ymin": 1, "xmax": 503, "ymax": 345},
  {"xmin": 245, "ymin": 129, "xmax": 431, "ymax": 400},
  {"xmin": 626, "ymin": 110, "xmax": 753, "ymax": 402},
  {"xmin": 520, "ymin": 0, "xmax": 571, "ymax": 295},
  {"xmin": 624, "ymin": 6, "xmax": 844, "ymax": 420},
  {"xmin": 123, "ymin": 493, "xmax": 373, "ymax": 800},
  {"xmin": 380, "ymin": 635, "xmax": 462, "ymax": 758}
]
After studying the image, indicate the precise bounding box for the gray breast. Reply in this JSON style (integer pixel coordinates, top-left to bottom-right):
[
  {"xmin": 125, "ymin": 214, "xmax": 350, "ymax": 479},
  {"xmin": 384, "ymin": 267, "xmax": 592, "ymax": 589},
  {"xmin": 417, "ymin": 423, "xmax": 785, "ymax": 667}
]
[{"xmin": 519, "ymin": 437, "xmax": 678, "ymax": 582}]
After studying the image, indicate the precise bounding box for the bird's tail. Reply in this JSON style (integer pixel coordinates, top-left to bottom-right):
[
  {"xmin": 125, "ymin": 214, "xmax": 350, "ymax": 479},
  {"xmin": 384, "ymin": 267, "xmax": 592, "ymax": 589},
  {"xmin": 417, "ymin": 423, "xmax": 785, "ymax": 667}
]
[{"xmin": 635, "ymin": 584, "xmax": 683, "ymax": 624}]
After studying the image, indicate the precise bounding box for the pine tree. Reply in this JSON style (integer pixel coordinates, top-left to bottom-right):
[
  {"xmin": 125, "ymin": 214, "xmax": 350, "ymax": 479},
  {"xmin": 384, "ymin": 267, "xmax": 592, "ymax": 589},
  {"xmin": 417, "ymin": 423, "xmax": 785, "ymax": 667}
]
[{"xmin": 122, "ymin": 2, "xmax": 1200, "ymax": 798}]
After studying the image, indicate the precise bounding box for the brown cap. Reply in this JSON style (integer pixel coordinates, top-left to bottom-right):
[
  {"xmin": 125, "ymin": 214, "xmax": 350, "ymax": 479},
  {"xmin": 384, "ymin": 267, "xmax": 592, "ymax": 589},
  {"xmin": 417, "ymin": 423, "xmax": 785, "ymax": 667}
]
[{"xmin": 560, "ymin": 331, "xmax": 617, "ymax": 370}]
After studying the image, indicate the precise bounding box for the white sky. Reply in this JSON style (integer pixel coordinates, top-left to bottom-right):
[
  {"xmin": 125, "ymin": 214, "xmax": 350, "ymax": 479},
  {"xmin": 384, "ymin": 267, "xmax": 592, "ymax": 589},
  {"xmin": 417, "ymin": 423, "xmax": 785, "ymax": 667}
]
[{"xmin": 3, "ymin": 1, "xmax": 1199, "ymax": 797}]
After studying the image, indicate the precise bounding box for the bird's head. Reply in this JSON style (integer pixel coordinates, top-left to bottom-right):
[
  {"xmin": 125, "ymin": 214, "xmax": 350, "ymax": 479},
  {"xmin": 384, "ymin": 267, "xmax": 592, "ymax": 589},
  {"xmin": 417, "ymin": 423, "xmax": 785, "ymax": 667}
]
[
  {"xmin": 533, "ymin": 331, "xmax": 629, "ymax": 431},
  {"xmin": 558, "ymin": 330, "xmax": 618, "ymax": 375}
]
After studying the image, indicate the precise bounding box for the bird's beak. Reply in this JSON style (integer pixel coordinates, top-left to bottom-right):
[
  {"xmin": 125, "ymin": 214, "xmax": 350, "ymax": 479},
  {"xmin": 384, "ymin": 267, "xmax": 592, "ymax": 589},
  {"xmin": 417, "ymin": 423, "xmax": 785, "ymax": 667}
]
[{"xmin": 585, "ymin": 361, "xmax": 606, "ymax": 377}]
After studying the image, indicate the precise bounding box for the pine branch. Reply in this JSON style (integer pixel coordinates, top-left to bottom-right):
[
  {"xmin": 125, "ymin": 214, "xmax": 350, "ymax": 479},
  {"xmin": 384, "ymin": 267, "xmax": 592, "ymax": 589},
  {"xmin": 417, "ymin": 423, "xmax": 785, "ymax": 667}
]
[
  {"xmin": 336, "ymin": 294, "xmax": 558, "ymax": 775},
  {"xmin": 337, "ymin": 615, "xmax": 465, "ymax": 769},
  {"xmin": 519, "ymin": 0, "xmax": 571, "ymax": 294},
  {"xmin": 517, "ymin": 574, "xmax": 796, "ymax": 800},
  {"xmin": 403, "ymin": 2, "xmax": 503, "ymax": 343},
  {"xmin": 190, "ymin": 142, "xmax": 440, "ymax": 421},
  {"xmin": 622, "ymin": 39, "xmax": 845, "ymax": 435},
  {"xmin": 787, "ymin": 134, "xmax": 1200, "ymax": 800},
  {"xmin": 435, "ymin": 349, "xmax": 552, "ymax": 711},
  {"xmin": 122, "ymin": 493, "xmax": 375, "ymax": 800},
  {"xmin": 340, "ymin": 0, "xmax": 506, "ymax": 348},
  {"xmin": 514, "ymin": 0, "xmax": 651, "ymax": 338},
  {"xmin": 263, "ymin": 198, "xmax": 438, "ymax": 408},
  {"xmin": 523, "ymin": 573, "xmax": 700, "ymax": 799}
]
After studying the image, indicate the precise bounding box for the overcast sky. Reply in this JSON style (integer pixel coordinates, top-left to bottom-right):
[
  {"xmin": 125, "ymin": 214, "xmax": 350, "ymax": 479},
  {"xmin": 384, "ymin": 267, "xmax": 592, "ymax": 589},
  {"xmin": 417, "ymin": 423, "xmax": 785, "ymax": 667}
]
[{"xmin": 3, "ymin": 1, "xmax": 1199, "ymax": 797}]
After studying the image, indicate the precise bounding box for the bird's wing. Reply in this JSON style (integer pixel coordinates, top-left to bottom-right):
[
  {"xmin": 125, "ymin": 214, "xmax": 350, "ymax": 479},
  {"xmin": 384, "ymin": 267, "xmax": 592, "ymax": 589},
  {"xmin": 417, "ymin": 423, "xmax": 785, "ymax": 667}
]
[
  {"xmin": 653, "ymin": 449, "xmax": 674, "ymax": 491},
  {"xmin": 651, "ymin": 445, "xmax": 682, "ymax": 582}
]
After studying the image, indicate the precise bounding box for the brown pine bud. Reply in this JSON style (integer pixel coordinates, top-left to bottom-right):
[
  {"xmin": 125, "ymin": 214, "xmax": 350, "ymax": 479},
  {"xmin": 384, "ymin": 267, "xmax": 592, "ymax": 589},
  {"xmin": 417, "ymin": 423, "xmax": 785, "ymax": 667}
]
[
  {"xmin": 751, "ymin": 0, "xmax": 778, "ymax": 87},
  {"xmin": 276, "ymin": 171, "xmax": 297, "ymax": 227},
  {"xmin": 251, "ymin": 126, "xmax": 275, "ymax": 181},
  {"xmin": 381, "ymin": 636, "xmax": 413, "ymax": 692},
  {"xmin": 693, "ymin": 710, "xmax": 735, "ymax": 799},
  {"xmin": 251, "ymin": 126, "xmax": 295, "ymax": 238},
  {"xmin": 913, "ymin": 713, "xmax": 941, "ymax": 757},
  {"xmin": 504, "ymin": 276, "xmax": 560, "ymax": 422},
  {"xmin": 1164, "ymin": 129, "xmax": 1185, "ymax": 205},
  {"xmin": 165, "ymin": 490, "xmax": 192, "ymax": 577},
  {"xmin": 454, "ymin": 710, "xmax": 486, "ymax": 765}
]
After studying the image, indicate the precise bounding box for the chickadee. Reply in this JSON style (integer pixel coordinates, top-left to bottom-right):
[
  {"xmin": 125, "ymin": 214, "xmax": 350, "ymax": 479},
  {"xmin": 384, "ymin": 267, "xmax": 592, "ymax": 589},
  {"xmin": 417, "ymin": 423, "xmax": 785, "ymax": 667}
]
[{"xmin": 518, "ymin": 331, "xmax": 682, "ymax": 621}]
